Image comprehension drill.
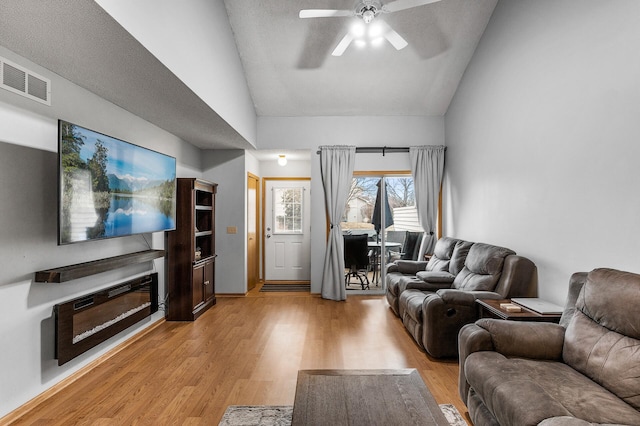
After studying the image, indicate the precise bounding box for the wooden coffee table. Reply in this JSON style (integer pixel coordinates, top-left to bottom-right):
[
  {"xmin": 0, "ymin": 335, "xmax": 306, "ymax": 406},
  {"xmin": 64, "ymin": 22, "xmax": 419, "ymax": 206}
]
[
  {"xmin": 291, "ymin": 369, "xmax": 450, "ymax": 426},
  {"xmin": 476, "ymin": 299, "xmax": 562, "ymax": 323}
]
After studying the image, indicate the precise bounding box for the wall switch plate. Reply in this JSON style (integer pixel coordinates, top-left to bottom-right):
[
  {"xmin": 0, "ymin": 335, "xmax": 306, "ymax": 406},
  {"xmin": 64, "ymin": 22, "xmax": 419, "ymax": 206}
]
[{"xmin": 227, "ymin": 226, "xmax": 237, "ymax": 234}]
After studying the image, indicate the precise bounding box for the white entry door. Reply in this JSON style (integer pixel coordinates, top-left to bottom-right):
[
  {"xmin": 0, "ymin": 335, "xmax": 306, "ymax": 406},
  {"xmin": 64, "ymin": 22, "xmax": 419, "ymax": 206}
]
[{"xmin": 264, "ymin": 179, "xmax": 311, "ymax": 282}]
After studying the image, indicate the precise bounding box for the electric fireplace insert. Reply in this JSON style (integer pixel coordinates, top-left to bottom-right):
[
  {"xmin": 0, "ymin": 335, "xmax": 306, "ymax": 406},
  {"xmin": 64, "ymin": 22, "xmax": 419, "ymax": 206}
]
[{"xmin": 54, "ymin": 273, "xmax": 158, "ymax": 365}]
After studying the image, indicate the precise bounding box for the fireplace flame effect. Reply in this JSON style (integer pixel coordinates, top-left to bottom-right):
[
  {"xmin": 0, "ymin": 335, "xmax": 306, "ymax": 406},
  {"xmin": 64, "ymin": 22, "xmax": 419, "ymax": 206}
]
[{"xmin": 73, "ymin": 302, "xmax": 152, "ymax": 344}]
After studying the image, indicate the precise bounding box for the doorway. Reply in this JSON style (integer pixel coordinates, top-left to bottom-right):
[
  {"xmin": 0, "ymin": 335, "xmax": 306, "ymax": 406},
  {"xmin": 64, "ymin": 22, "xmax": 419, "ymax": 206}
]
[
  {"xmin": 247, "ymin": 173, "xmax": 259, "ymax": 291},
  {"xmin": 263, "ymin": 178, "xmax": 311, "ymax": 283},
  {"xmin": 341, "ymin": 172, "xmax": 423, "ymax": 294}
]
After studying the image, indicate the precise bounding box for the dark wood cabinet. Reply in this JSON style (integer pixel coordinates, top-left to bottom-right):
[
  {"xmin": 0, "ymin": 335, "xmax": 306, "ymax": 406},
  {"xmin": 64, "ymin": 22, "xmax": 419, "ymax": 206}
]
[{"xmin": 166, "ymin": 178, "xmax": 217, "ymax": 321}]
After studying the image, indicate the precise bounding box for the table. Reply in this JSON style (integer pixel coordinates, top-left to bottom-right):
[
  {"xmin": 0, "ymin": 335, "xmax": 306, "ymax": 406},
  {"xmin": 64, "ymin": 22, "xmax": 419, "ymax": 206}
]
[
  {"xmin": 367, "ymin": 241, "xmax": 402, "ymax": 285},
  {"xmin": 476, "ymin": 299, "xmax": 562, "ymax": 323},
  {"xmin": 291, "ymin": 369, "xmax": 450, "ymax": 426}
]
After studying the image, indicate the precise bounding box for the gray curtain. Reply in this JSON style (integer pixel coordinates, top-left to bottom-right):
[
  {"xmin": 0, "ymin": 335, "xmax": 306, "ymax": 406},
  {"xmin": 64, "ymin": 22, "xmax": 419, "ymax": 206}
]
[
  {"xmin": 410, "ymin": 145, "xmax": 446, "ymax": 257},
  {"xmin": 319, "ymin": 145, "xmax": 356, "ymax": 301}
]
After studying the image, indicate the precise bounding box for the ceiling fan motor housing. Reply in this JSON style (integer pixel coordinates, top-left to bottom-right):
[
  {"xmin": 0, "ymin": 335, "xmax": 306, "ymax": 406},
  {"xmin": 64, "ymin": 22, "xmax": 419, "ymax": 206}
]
[{"xmin": 357, "ymin": 1, "xmax": 382, "ymax": 23}]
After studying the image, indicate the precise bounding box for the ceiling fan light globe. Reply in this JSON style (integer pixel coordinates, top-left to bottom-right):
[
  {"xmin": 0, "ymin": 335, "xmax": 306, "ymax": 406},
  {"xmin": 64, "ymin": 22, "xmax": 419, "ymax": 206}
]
[
  {"xmin": 354, "ymin": 39, "xmax": 367, "ymax": 49},
  {"xmin": 350, "ymin": 21, "xmax": 366, "ymax": 37},
  {"xmin": 368, "ymin": 21, "xmax": 384, "ymax": 38}
]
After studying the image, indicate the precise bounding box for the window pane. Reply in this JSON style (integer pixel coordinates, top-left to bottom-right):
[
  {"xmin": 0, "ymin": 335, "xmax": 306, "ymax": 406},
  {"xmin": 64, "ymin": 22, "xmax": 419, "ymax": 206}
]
[
  {"xmin": 273, "ymin": 187, "xmax": 303, "ymax": 233},
  {"xmin": 341, "ymin": 177, "xmax": 378, "ymax": 238},
  {"xmin": 384, "ymin": 177, "xmax": 422, "ymax": 232}
]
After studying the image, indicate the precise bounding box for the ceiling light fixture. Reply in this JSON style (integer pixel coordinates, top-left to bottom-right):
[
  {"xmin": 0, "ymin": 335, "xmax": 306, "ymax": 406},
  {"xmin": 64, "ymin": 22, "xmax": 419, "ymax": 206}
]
[
  {"xmin": 350, "ymin": 21, "xmax": 366, "ymax": 37},
  {"xmin": 278, "ymin": 155, "xmax": 287, "ymax": 166},
  {"xmin": 362, "ymin": 8, "xmax": 375, "ymax": 23}
]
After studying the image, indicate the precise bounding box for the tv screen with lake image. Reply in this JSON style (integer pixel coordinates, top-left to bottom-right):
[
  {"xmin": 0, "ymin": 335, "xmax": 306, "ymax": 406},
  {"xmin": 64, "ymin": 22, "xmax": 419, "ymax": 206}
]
[{"xmin": 58, "ymin": 120, "xmax": 176, "ymax": 245}]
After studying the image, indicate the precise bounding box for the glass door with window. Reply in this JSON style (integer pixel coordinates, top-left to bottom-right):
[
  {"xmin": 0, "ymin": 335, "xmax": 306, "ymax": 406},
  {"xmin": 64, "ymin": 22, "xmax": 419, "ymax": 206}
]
[{"xmin": 341, "ymin": 173, "xmax": 423, "ymax": 294}]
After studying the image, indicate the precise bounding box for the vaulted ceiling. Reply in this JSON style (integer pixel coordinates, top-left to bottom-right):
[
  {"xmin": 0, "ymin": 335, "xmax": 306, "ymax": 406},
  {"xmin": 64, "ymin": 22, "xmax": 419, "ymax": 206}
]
[
  {"xmin": 224, "ymin": 0, "xmax": 497, "ymax": 116},
  {"xmin": 0, "ymin": 0, "xmax": 498, "ymax": 150}
]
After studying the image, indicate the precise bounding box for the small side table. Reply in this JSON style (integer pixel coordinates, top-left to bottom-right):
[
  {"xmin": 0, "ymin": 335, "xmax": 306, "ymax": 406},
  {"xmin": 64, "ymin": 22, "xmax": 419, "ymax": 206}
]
[{"xmin": 476, "ymin": 299, "xmax": 562, "ymax": 323}]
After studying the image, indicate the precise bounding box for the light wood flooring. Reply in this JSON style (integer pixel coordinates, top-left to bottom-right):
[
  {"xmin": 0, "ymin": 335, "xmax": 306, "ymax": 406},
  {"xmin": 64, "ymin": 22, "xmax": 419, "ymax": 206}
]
[{"xmin": 6, "ymin": 285, "xmax": 469, "ymax": 425}]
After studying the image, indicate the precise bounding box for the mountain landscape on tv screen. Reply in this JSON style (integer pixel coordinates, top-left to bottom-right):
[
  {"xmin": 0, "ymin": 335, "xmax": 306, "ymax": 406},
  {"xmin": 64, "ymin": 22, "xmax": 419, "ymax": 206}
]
[{"xmin": 107, "ymin": 174, "xmax": 170, "ymax": 193}]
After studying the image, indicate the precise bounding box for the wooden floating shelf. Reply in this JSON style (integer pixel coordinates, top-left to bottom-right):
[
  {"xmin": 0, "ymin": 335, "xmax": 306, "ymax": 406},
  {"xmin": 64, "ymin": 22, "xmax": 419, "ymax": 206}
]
[{"xmin": 35, "ymin": 249, "xmax": 165, "ymax": 283}]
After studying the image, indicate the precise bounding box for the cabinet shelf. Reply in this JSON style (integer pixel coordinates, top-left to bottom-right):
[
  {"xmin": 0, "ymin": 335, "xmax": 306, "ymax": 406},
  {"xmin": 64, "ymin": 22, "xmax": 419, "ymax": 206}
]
[
  {"xmin": 167, "ymin": 178, "xmax": 217, "ymax": 321},
  {"xmin": 193, "ymin": 254, "xmax": 217, "ymax": 266},
  {"xmin": 35, "ymin": 249, "xmax": 164, "ymax": 283}
]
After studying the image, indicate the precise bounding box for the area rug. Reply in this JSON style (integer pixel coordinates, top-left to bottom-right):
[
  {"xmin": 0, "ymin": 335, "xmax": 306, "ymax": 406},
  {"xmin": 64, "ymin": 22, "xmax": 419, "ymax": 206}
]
[
  {"xmin": 218, "ymin": 403, "xmax": 467, "ymax": 425},
  {"xmin": 259, "ymin": 284, "xmax": 310, "ymax": 292}
]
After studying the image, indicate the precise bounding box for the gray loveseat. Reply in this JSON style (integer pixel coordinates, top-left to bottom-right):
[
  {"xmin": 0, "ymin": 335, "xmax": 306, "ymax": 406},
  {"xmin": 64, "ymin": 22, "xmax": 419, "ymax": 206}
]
[
  {"xmin": 385, "ymin": 237, "xmax": 472, "ymax": 317},
  {"xmin": 386, "ymin": 237, "xmax": 537, "ymax": 358},
  {"xmin": 458, "ymin": 268, "xmax": 640, "ymax": 426}
]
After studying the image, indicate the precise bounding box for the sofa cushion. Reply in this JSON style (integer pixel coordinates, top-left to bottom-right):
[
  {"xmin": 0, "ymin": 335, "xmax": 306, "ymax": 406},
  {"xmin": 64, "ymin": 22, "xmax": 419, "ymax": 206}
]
[
  {"xmin": 563, "ymin": 269, "xmax": 640, "ymax": 410},
  {"xmin": 416, "ymin": 270, "xmax": 455, "ymax": 284},
  {"xmin": 452, "ymin": 243, "xmax": 515, "ymax": 291},
  {"xmin": 449, "ymin": 240, "xmax": 473, "ymax": 276},
  {"xmin": 465, "ymin": 351, "xmax": 640, "ymax": 426},
  {"xmin": 426, "ymin": 237, "xmax": 458, "ymax": 272}
]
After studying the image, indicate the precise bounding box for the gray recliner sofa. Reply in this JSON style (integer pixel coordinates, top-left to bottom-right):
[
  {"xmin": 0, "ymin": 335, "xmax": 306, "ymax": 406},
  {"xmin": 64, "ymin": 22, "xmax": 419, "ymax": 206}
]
[
  {"xmin": 396, "ymin": 241, "xmax": 537, "ymax": 358},
  {"xmin": 385, "ymin": 237, "xmax": 472, "ymax": 317},
  {"xmin": 458, "ymin": 268, "xmax": 640, "ymax": 426}
]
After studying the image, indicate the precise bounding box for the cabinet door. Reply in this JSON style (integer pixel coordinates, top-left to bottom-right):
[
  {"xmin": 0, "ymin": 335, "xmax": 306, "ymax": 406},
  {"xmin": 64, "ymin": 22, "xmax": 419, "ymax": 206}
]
[
  {"xmin": 192, "ymin": 263, "xmax": 205, "ymax": 309},
  {"xmin": 204, "ymin": 260, "xmax": 214, "ymax": 302}
]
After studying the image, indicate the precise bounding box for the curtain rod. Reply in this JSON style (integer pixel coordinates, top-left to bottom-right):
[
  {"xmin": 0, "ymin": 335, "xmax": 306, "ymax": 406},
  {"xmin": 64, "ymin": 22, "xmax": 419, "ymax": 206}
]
[{"xmin": 315, "ymin": 146, "xmax": 445, "ymax": 156}]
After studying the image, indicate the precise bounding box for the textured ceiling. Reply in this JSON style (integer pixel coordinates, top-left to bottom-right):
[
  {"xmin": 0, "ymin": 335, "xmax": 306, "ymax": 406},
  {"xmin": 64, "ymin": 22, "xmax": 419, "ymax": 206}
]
[
  {"xmin": 0, "ymin": 0, "xmax": 497, "ymax": 151},
  {"xmin": 224, "ymin": 0, "xmax": 498, "ymax": 116}
]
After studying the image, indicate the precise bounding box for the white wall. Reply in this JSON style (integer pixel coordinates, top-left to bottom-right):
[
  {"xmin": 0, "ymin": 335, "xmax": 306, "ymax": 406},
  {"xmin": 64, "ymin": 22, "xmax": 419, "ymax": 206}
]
[
  {"xmin": 0, "ymin": 46, "xmax": 201, "ymax": 418},
  {"xmin": 258, "ymin": 116, "xmax": 444, "ymax": 293},
  {"xmin": 444, "ymin": 0, "xmax": 640, "ymax": 304},
  {"xmin": 260, "ymin": 158, "xmax": 312, "ymax": 178},
  {"xmin": 202, "ymin": 150, "xmax": 247, "ymax": 294},
  {"xmin": 95, "ymin": 0, "xmax": 257, "ymax": 147}
]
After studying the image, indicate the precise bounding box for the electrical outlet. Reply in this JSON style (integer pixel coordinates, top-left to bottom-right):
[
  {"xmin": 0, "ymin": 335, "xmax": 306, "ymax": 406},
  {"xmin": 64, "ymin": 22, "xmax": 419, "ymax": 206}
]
[{"xmin": 227, "ymin": 226, "xmax": 237, "ymax": 234}]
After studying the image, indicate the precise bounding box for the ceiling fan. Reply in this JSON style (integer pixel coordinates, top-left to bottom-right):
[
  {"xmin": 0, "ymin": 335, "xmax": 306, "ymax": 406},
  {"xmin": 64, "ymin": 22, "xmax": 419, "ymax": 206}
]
[{"xmin": 299, "ymin": 0, "xmax": 442, "ymax": 56}]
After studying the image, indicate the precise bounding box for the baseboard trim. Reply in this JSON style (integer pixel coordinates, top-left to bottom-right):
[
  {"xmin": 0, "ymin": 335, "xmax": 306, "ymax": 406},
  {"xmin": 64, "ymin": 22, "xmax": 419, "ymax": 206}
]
[{"xmin": 0, "ymin": 318, "xmax": 165, "ymax": 424}]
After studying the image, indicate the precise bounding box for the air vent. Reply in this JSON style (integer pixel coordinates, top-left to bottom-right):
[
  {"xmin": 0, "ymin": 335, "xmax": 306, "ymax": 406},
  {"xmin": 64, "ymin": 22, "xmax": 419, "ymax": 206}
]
[{"xmin": 0, "ymin": 56, "xmax": 51, "ymax": 105}]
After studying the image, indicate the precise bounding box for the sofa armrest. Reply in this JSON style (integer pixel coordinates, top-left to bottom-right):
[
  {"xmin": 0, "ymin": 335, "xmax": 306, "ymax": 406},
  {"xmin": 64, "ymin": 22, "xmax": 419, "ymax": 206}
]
[
  {"xmin": 436, "ymin": 289, "xmax": 502, "ymax": 306},
  {"xmin": 390, "ymin": 260, "xmax": 429, "ymax": 275},
  {"xmin": 458, "ymin": 319, "xmax": 565, "ymax": 405},
  {"xmin": 538, "ymin": 417, "xmax": 603, "ymax": 426},
  {"xmin": 458, "ymin": 323, "xmax": 494, "ymax": 404},
  {"xmin": 475, "ymin": 318, "xmax": 565, "ymax": 360}
]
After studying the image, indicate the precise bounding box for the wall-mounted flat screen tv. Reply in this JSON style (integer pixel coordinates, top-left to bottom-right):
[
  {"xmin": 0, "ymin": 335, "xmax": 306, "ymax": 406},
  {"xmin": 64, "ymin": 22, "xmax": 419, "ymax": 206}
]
[{"xmin": 58, "ymin": 120, "xmax": 176, "ymax": 245}]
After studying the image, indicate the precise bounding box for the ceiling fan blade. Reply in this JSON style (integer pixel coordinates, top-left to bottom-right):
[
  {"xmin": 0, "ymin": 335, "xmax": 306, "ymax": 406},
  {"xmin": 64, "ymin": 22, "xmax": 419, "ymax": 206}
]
[
  {"xmin": 382, "ymin": 0, "xmax": 441, "ymax": 13},
  {"xmin": 332, "ymin": 33, "xmax": 354, "ymax": 56},
  {"xmin": 299, "ymin": 9, "xmax": 353, "ymax": 18},
  {"xmin": 379, "ymin": 21, "xmax": 408, "ymax": 50}
]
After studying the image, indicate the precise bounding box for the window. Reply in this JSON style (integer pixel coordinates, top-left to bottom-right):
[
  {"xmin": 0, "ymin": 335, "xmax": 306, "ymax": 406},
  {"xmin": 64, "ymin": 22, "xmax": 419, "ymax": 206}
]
[
  {"xmin": 341, "ymin": 174, "xmax": 422, "ymax": 236},
  {"xmin": 273, "ymin": 187, "xmax": 303, "ymax": 234}
]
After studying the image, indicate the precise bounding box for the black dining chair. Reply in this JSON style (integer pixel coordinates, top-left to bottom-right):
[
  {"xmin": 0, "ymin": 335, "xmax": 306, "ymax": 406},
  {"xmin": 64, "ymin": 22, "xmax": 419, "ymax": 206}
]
[{"xmin": 343, "ymin": 234, "xmax": 370, "ymax": 290}]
